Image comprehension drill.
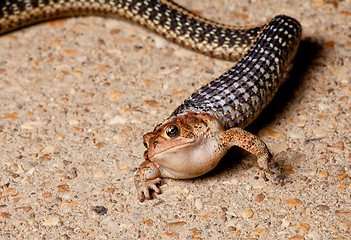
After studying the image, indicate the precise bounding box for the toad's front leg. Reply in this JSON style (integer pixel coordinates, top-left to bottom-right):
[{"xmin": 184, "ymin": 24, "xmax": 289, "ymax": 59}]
[{"xmin": 134, "ymin": 161, "xmax": 164, "ymax": 202}]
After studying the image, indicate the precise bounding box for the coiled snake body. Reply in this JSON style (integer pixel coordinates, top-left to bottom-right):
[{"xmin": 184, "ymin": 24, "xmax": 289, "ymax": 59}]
[{"xmin": 0, "ymin": 0, "xmax": 302, "ymax": 201}]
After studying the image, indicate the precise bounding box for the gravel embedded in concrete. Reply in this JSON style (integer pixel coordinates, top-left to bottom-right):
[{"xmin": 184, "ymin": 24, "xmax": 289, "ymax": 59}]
[{"xmin": 0, "ymin": 0, "xmax": 350, "ymax": 239}]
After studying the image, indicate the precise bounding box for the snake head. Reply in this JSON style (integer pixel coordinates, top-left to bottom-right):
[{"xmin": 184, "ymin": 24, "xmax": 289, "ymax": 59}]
[{"xmin": 142, "ymin": 113, "xmax": 227, "ymax": 179}]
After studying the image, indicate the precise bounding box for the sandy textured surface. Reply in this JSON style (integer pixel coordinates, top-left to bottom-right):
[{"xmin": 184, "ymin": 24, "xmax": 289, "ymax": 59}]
[{"xmin": 1, "ymin": 0, "xmax": 350, "ymax": 239}]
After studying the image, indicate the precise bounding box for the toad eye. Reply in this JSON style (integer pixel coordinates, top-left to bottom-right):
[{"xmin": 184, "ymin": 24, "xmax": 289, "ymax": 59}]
[{"xmin": 165, "ymin": 125, "xmax": 179, "ymax": 138}]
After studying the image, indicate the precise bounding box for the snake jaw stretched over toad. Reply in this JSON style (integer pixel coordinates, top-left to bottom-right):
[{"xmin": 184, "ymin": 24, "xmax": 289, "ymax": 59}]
[{"xmin": 0, "ymin": 0, "xmax": 301, "ymax": 202}]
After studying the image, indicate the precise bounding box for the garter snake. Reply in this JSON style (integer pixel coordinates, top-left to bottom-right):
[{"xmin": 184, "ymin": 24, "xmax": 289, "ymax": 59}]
[
  {"xmin": 1, "ymin": 0, "xmax": 302, "ymax": 201},
  {"xmin": 0, "ymin": 0, "xmax": 301, "ymax": 130}
]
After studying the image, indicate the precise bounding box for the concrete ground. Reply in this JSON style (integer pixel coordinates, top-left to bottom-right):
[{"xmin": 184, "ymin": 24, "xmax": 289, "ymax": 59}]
[{"xmin": 0, "ymin": 0, "xmax": 350, "ymax": 239}]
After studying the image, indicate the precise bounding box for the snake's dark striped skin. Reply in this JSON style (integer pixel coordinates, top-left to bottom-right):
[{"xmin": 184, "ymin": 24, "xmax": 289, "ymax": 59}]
[
  {"xmin": 172, "ymin": 16, "xmax": 301, "ymax": 129},
  {"xmin": 0, "ymin": 0, "xmax": 302, "ymax": 131},
  {"xmin": 0, "ymin": 0, "xmax": 264, "ymax": 60}
]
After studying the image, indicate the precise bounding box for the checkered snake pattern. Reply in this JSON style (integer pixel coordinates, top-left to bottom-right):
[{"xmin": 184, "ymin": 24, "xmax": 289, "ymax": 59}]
[{"xmin": 0, "ymin": 0, "xmax": 302, "ymax": 130}]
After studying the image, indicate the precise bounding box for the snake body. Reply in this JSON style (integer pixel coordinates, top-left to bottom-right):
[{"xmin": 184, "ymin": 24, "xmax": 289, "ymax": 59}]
[
  {"xmin": 172, "ymin": 15, "xmax": 301, "ymax": 129},
  {"xmin": 0, "ymin": 0, "xmax": 301, "ymax": 131}
]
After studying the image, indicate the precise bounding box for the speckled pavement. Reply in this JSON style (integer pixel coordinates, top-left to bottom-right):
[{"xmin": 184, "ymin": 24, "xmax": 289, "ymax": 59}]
[{"xmin": 0, "ymin": 0, "xmax": 350, "ymax": 239}]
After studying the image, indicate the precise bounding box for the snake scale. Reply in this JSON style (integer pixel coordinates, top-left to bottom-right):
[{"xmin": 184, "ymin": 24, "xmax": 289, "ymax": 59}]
[{"xmin": 0, "ymin": 0, "xmax": 302, "ymax": 201}]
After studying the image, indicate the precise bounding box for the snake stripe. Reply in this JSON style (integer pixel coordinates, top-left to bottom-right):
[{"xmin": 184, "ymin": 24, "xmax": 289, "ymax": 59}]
[
  {"xmin": 0, "ymin": 0, "xmax": 302, "ymax": 131},
  {"xmin": 0, "ymin": 0, "xmax": 264, "ymax": 60}
]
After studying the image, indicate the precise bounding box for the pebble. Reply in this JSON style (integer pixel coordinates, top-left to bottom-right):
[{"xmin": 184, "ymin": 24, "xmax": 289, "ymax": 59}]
[
  {"xmin": 62, "ymin": 49, "xmax": 78, "ymax": 55},
  {"xmin": 91, "ymin": 206, "xmax": 108, "ymax": 216},
  {"xmin": 284, "ymin": 199, "xmax": 303, "ymax": 207},
  {"xmin": 72, "ymin": 126, "xmax": 84, "ymax": 133},
  {"xmin": 38, "ymin": 154, "xmax": 52, "ymax": 162},
  {"xmin": 287, "ymin": 131, "xmax": 304, "ymax": 139},
  {"xmin": 108, "ymin": 89, "xmax": 123, "ymax": 101},
  {"xmin": 242, "ymin": 209, "xmax": 254, "ymax": 219},
  {"xmin": 108, "ymin": 115, "xmax": 127, "ymax": 125},
  {"xmin": 162, "ymin": 229, "xmax": 178, "ymax": 238},
  {"xmin": 281, "ymin": 218, "xmax": 291, "ymax": 228},
  {"xmin": 57, "ymin": 184, "xmax": 69, "ymax": 193},
  {"xmin": 194, "ymin": 198, "xmax": 203, "ymax": 210},
  {"xmin": 260, "ymin": 128, "xmax": 286, "ymax": 140},
  {"xmin": 293, "ymin": 224, "xmax": 310, "ymax": 233},
  {"xmin": 315, "ymin": 205, "xmax": 330, "ymax": 211},
  {"xmin": 68, "ymin": 119, "xmax": 79, "ymax": 125},
  {"xmin": 318, "ymin": 171, "xmax": 329, "ymax": 179},
  {"xmin": 201, "ymin": 212, "xmax": 216, "ymax": 219},
  {"xmin": 316, "ymin": 113, "xmax": 328, "ymax": 120},
  {"xmin": 74, "ymin": 70, "xmax": 83, "ymax": 77},
  {"xmin": 270, "ymin": 142, "xmax": 289, "ymax": 154},
  {"xmin": 251, "ymin": 228, "xmax": 269, "ymax": 236},
  {"xmin": 191, "ymin": 237, "xmax": 202, "ymax": 240},
  {"xmin": 42, "ymin": 215, "xmax": 60, "ymax": 226},
  {"xmin": 255, "ymin": 193, "xmax": 265, "ymax": 203},
  {"xmin": 324, "ymin": 41, "xmax": 335, "ymax": 49},
  {"xmin": 3, "ymin": 112, "xmax": 19, "ymax": 120},
  {"xmin": 142, "ymin": 219, "xmax": 153, "ymax": 227},
  {"xmin": 4, "ymin": 187, "xmax": 16, "ymax": 196},
  {"xmin": 1, "ymin": 212, "xmax": 11, "ymax": 219},
  {"xmin": 287, "ymin": 236, "xmax": 305, "ymax": 240},
  {"xmin": 332, "ymin": 141, "xmax": 345, "ymax": 152},
  {"xmin": 61, "ymin": 201, "xmax": 78, "ymax": 208},
  {"xmin": 144, "ymin": 100, "xmax": 160, "ymax": 107},
  {"xmin": 267, "ymin": 197, "xmax": 282, "ymax": 204},
  {"xmin": 99, "ymin": 233, "xmax": 108, "ymax": 239},
  {"xmin": 337, "ymin": 174, "xmax": 348, "ymax": 180},
  {"xmin": 42, "ymin": 192, "xmax": 51, "ymax": 198},
  {"xmin": 42, "ymin": 145, "xmax": 60, "ymax": 154},
  {"xmin": 166, "ymin": 221, "xmax": 186, "ymax": 228},
  {"xmin": 329, "ymin": 225, "xmax": 337, "ymax": 232},
  {"xmin": 284, "ymin": 165, "xmax": 295, "ymax": 174}
]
